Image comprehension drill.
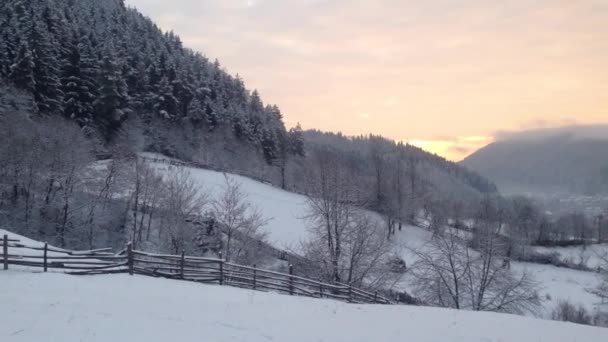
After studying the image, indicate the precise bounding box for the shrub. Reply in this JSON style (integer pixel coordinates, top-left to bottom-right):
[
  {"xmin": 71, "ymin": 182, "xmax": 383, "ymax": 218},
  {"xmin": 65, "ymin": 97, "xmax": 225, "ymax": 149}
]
[{"xmin": 551, "ymin": 300, "xmax": 592, "ymax": 325}]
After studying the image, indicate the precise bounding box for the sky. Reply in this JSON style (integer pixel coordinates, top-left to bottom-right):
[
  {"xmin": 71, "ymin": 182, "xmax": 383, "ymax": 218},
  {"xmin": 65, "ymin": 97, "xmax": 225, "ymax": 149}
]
[{"xmin": 126, "ymin": 0, "xmax": 608, "ymax": 161}]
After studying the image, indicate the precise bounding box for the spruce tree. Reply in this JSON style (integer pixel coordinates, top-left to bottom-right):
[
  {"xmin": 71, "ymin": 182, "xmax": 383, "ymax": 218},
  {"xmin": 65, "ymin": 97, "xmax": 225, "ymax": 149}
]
[
  {"xmin": 30, "ymin": 21, "xmax": 64, "ymax": 115},
  {"xmin": 61, "ymin": 30, "xmax": 96, "ymax": 126},
  {"xmin": 153, "ymin": 76, "xmax": 178, "ymax": 120},
  {"xmin": 288, "ymin": 124, "xmax": 305, "ymax": 157},
  {"xmin": 94, "ymin": 42, "xmax": 129, "ymax": 140},
  {"xmin": 186, "ymin": 96, "xmax": 205, "ymax": 125},
  {"xmin": 10, "ymin": 42, "xmax": 35, "ymax": 94}
]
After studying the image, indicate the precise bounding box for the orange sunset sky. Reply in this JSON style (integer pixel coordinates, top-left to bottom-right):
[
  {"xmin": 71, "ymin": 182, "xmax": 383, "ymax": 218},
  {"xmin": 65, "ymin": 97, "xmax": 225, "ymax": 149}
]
[{"xmin": 127, "ymin": 0, "xmax": 608, "ymax": 160}]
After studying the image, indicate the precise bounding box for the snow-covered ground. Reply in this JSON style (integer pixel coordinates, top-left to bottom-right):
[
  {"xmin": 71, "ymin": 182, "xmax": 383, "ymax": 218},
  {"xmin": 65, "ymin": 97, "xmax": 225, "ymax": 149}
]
[
  {"xmin": 1, "ymin": 271, "xmax": 606, "ymax": 342},
  {"xmin": 392, "ymin": 224, "xmax": 604, "ymax": 316},
  {"xmin": 0, "ymin": 228, "xmax": 124, "ymax": 273},
  {"xmin": 532, "ymin": 244, "xmax": 608, "ymax": 270},
  {"xmin": 144, "ymin": 157, "xmax": 607, "ymax": 316},
  {"xmin": 148, "ymin": 156, "xmax": 312, "ymax": 249}
]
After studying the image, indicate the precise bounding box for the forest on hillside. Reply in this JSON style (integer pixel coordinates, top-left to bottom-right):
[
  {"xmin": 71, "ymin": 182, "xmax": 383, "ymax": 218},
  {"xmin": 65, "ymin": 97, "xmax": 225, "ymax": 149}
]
[{"xmin": 0, "ymin": 0, "xmax": 497, "ymax": 213}]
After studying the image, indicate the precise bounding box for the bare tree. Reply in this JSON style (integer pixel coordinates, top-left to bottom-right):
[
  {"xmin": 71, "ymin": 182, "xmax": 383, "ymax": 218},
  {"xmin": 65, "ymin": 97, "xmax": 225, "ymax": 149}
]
[
  {"xmin": 302, "ymin": 149, "xmax": 397, "ymax": 288},
  {"xmin": 410, "ymin": 225, "xmax": 540, "ymax": 314},
  {"xmin": 302, "ymin": 149, "xmax": 358, "ymax": 283},
  {"xmin": 507, "ymin": 196, "xmax": 541, "ymax": 246},
  {"xmin": 159, "ymin": 168, "xmax": 208, "ymax": 254},
  {"xmin": 81, "ymin": 156, "xmax": 124, "ymax": 249},
  {"xmin": 212, "ymin": 175, "xmax": 268, "ymax": 263},
  {"xmin": 590, "ymin": 250, "xmax": 608, "ymax": 305},
  {"xmin": 128, "ymin": 157, "xmax": 164, "ymax": 247},
  {"xmin": 0, "ymin": 114, "xmax": 93, "ymax": 247},
  {"xmin": 595, "ymin": 211, "xmax": 608, "ymax": 243}
]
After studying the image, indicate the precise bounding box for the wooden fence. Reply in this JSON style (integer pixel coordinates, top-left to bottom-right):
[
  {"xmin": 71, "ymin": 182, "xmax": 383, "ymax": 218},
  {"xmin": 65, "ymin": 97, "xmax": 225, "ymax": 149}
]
[{"xmin": 1, "ymin": 235, "xmax": 391, "ymax": 305}]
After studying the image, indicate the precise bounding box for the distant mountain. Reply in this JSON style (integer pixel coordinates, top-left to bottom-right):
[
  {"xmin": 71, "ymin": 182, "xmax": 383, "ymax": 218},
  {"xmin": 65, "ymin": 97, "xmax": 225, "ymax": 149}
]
[{"xmin": 461, "ymin": 125, "xmax": 608, "ymax": 195}]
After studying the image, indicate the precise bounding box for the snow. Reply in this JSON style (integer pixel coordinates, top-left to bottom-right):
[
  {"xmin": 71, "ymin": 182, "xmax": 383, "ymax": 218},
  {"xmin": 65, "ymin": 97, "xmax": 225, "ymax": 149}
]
[
  {"xmin": 511, "ymin": 262, "xmax": 602, "ymax": 315},
  {"xmin": 0, "ymin": 228, "xmax": 70, "ymax": 267},
  {"xmin": 532, "ymin": 244, "xmax": 608, "ymax": 270},
  {"xmin": 390, "ymin": 225, "xmax": 604, "ymax": 315},
  {"xmin": 1, "ymin": 271, "xmax": 606, "ymax": 342},
  {"xmin": 0, "ymin": 229, "xmax": 121, "ymax": 273},
  {"xmin": 148, "ymin": 156, "xmax": 313, "ymax": 249},
  {"xmin": 142, "ymin": 157, "xmax": 607, "ymax": 316}
]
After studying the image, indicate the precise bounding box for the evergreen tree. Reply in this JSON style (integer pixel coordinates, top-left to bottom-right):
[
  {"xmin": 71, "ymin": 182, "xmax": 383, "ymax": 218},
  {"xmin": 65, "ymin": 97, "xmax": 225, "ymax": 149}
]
[
  {"xmin": 153, "ymin": 76, "xmax": 178, "ymax": 120},
  {"xmin": 288, "ymin": 123, "xmax": 305, "ymax": 157},
  {"xmin": 186, "ymin": 96, "xmax": 205, "ymax": 124},
  {"xmin": 0, "ymin": 3, "xmax": 17, "ymax": 78},
  {"xmin": 94, "ymin": 43, "xmax": 129, "ymax": 140},
  {"xmin": 205, "ymin": 102, "xmax": 218, "ymax": 130},
  {"xmin": 9, "ymin": 42, "xmax": 35, "ymax": 94},
  {"xmin": 30, "ymin": 21, "xmax": 64, "ymax": 115},
  {"xmin": 261, "ymin": 127, "xmax": 278, "ymax": 164},
  {"xmin": 61, "ymin": 30, "xmax": 97, "ymax": 126}
]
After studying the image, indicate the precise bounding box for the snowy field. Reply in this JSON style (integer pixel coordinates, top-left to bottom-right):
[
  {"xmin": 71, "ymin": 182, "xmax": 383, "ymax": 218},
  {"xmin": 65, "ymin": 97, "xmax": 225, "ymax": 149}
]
[
  {"xmin": 144, "ymin": 157, "xmax": 607, "ymax": 316},
  {"xmin": 532, "ymin": 244, "xmax": 608, "ymax": 270},
  {"xmin": 393, "ymin": 225, "xmax": 604, "ymax": 316},
  {"xmin": 1, "ymin": 271, "xmax": 606, "ymax": 342},
  {"xmin": 0, "ymin": 229, "xmax": 98, "ymax": 273}
]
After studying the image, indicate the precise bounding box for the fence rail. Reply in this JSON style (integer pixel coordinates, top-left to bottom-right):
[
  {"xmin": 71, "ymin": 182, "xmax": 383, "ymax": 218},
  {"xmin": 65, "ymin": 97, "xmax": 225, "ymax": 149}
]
[{"xmin": 1, "ymin": 235, "xmax": 391, "ymax": 305}]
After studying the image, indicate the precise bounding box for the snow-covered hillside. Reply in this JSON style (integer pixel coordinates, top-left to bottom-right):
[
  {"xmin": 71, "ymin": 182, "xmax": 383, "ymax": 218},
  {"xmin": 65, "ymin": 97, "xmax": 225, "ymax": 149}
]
[
  {"xmin": 1, "ymin": 272, "xmax": 606, "ymax": 342},
  {"xmin": 148, "ymin": 156, "xmax": 313, "ymax": 249},
  {"xmin": 145, "ymin": 157, "xmax": 607, "ymax": 317}
]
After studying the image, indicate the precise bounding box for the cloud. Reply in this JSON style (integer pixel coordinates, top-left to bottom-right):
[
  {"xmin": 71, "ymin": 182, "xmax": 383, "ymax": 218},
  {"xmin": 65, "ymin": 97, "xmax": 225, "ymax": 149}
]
[
  {"xmin": 494, "ymin": 124, "xmax": 608, "ymax": 142},
  {"xmin": 448, "ymin": 145, "xmax": 473, "ymax": 155},
  {"xmin": 406, "ymin": 135, "xmax": 493, "ymax": 160}
]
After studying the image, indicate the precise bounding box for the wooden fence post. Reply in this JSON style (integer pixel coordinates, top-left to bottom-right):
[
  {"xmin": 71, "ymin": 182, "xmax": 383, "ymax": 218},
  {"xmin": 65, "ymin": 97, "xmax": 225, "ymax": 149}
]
[
  {"xmin": 43, "ymin": 242, "xmax": 48, "ymax": 272},
  {"xmin": 180, "ymin": 251, "xmax": 185, "ymax": 280},
  {"xmin": 253, "ymin": 264, "xmax": 257, "ymax": 290},
  {"xmin": 289, "ymin": 264, "xmax": 294, "ymax": 295},
  {"xmin": 127, "ymin": 242, "xmax": 133, "ymax": 275},
  {"xmin": 348, "ymin": 285, "xmax": 353, "ymax": 303},
  {"xmin": 374, "ymin": 292, "xmax": 378, "ymax": 303},
  {"xmin": 219, "ymin": 251, "xmax": 224, "ymax": 285},
  {"xmin": 3, "ymin": 234, "xmax": 7, "ymax": 270},
  {"xmin": 319, "ymin": 284, "xmax": 323, "ymax": 298}
]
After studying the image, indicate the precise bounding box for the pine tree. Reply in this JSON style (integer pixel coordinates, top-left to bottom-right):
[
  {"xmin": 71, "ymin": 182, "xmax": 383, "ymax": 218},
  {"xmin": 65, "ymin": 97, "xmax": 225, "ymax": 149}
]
[
  {"xmin": 288, "ymin": 123, "xmax": 305, "ymax": 156},
  {"xmin": 153, "ymin": 76, "xmax": 178, "ymax": 120},
  {"xmin": 94, "ymin": 42, "xmax": 129, "ymax": 140},
  {"xmin": 261, "ymin": 127, "xmax": 278, "ymax": 164},
  {"xmin": 186, "ymin": 96, "xmax": 205, "ymax": 124},
  {"xmin": 61, "ymin": 30, "xmax": 97, "ymax": 126},
  {"xmin": 205, "ymin": 101, "xmax": 219, "ymax": 130},
  {"xmin": 250, "ymin": 89, "xmax": 264, "ymax": 113},
  {"xmin": 124, "ymin": 53, "xmax": 148, "ymax": 114},
  {"xmin": 30, "ymin": 21, "xmax": 64, "ymax": 115},
  {"xmin": 0, "ymin": 3, "xmax": 17, "ymax": 78},
  {"xmin": 9, "ymin": 42, "xmax": 35, "ymax": 94}
]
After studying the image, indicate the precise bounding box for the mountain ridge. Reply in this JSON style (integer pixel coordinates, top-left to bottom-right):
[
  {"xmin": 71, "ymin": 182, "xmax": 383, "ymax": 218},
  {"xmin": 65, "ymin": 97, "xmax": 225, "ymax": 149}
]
[{"xmin": 462, "ymin": 125, "xmax": 608, "ymax": 195}]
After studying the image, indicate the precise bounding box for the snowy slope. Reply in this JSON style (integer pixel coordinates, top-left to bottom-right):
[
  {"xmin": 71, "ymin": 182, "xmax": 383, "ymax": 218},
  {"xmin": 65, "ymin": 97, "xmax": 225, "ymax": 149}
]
[
  {"xmin": 149, "ymin": 156, "xmax": 313, "ymax": 249},
  {"xmin": 1, "ymin": 272, "xmax": 606, "ymax": 342},
  {"xmin": 144, "ymin": 157, "xmax": 606, "ymax": 316}
]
